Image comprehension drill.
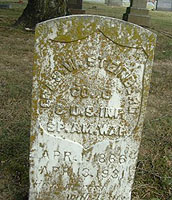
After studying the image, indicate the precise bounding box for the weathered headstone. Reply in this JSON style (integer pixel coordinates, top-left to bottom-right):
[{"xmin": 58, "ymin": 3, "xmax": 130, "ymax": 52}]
[
  {"xmin": 123, "ymin": 0, "xmax": 151, "ymax": 27},
  {"xmin": 105, "ymin": 0, "xmax": 130, "ymax": 7},
  {"xmin": 68, "ymin": 0, "xmax": 82, "ymax": 9},
  {"xmin": 68, "ymin": 0, "xmax": 85, "ymax": 14},
  {"xmin": 29, "ymin": 15, "xmax": 156, "ymax": 200},
  {"xmin": 157, "ymin": 0, "xmax": 172, "ymax": 11}
]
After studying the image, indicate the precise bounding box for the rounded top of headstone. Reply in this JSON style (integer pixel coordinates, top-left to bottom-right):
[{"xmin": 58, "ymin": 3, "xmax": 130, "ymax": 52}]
[
  {"xmin": 35, "ymin": 15, "xmax": 156, "ymax": 57},
  {"xmin": 37, "ymin": 15, "xmax": 154, "ymax": 34}
]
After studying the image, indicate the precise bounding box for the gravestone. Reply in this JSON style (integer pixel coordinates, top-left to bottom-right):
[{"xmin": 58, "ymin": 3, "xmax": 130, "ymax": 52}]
[
  {"xmin": 157, "ymin": 0, "xmax": 172, "ymax": 11},
  {"xmin": 29, "ymin": 15, "xmax": 156, "ymax": 200},
  {"xmin": 68, "ymin": 0, "xmax": 82, "ymax": 9},
  {"xmin": 68, "ymin": 0, "xmax": 85, "ymax": 14},
  {"xmin": 123, "ymin": 0, "xmax": 151, "ymax": 27}
]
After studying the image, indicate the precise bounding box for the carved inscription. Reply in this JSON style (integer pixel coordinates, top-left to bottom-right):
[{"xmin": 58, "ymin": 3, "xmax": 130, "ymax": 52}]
[
  {"xmin": 46, "ymin": 121, "xmax": 128, "ymax": 137},
  {"xmin": 55, "ymin": 105, "xmax": 122, "ymax": 118}
]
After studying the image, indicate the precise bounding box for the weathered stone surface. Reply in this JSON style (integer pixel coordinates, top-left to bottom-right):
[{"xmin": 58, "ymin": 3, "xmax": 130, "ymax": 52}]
[
  {"xmin": 67, "ymin": 0, "xmax": 85, "ymax": 14},
  {"xmin": 132, "ymin": 0, "xmax": 147, "ymax": 8},
  {"xmin": 157, "ymin": 0, "xmax": 172, "ymax": 11},
  {"xmin": 123, "ymin": 0, "xmax": 151, "ymax": 27},
  {"xmin": 29, "ymin": 15, "xmax": 156, "ymax": 200},
  {"xmin": 68, "ymin": 0, "xmax": 82, "ymax": 9}
]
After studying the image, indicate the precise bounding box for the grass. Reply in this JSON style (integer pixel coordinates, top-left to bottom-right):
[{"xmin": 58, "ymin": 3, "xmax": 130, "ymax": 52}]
[
  {"xmin": 0, "ymin": 1, "xmax": 33, "ymax": 199},
  {"xmin": 133, "ymin": 61, "xmax": 172, "ymax": 200},
  {"xmin": 0, "ymin": 1, "xmax": 172, "ymax": 200}
]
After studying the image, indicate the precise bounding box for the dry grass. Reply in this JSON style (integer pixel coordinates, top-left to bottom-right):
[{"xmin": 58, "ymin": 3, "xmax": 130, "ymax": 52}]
[
  {"xmin": 132, "ymin": 60, "xmax": 172, "ymax": 200},
  {"xmin": 0, "ymin": 1, "xmax": 172, "ymax": 200}
]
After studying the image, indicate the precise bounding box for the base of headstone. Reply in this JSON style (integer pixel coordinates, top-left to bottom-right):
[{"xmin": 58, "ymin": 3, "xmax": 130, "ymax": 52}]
[
  {"xmin": 69, "ymin": 9, "xmax": 86, "ymax": 14},
  {"xmin": 0, "ymin": 4, "xmax": 12, "ymax": 9},
  {"xmin": 123, "ymin": 7, "xmax": 150, "ymax": 27}
]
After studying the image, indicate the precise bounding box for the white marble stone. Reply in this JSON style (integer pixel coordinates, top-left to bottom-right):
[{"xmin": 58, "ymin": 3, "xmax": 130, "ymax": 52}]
[{"xmin": 29, "ymin": 15, "xmax": 156, "ymax": 200}]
